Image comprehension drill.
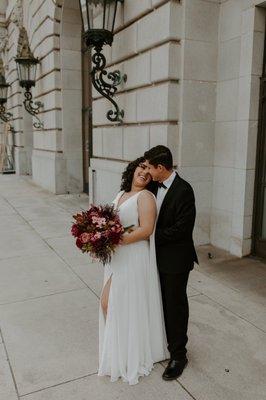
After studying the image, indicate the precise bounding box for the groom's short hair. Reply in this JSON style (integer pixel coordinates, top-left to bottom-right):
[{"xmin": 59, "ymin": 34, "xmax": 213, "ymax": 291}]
[{"xmin": 144, "ymin": 145, "xmax": 173, "ymax": 170}]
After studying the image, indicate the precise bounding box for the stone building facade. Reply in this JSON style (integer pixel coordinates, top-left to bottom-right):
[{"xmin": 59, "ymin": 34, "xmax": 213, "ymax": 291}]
[{"xmin": 0, "ymin": 0, "xmax": 266, "ymax": 259}]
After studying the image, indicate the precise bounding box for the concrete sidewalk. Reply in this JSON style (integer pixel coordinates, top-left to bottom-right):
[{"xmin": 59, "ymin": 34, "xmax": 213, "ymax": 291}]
[{"xmin": 0, "ymin": 175, "xmax": 265, "ymax": 400}]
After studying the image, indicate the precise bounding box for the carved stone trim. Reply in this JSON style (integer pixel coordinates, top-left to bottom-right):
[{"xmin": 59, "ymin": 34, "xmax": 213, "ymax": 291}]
[
  {"xmin": 17, "ymin": 27, "xmax": 34, "ymax": 58},
  {"xmin": 0, "ymin": 58, "xmax": 4, "ymax": 74},
  {"xmin": 0, "ymin": 27, "xmax": 8, "ymax": 53},
  {"xmin": 52, "ymin": 0, "xmax": 64, "ymax": 6},
  {"xmin": 10, "ymin": 0, "xmax": 23, "ymax": 28}
]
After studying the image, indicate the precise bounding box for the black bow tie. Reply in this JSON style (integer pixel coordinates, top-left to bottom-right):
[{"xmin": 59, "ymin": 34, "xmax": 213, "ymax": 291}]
[{"xmin": 158, "ymin": 182, "xmax": 167, "ymax": 189}]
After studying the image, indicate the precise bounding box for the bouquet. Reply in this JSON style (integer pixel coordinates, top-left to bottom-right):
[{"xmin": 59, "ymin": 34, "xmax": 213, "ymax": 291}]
[{"xmin": 71, "ymin": 204, "xmax": 133, "ymax": 265}]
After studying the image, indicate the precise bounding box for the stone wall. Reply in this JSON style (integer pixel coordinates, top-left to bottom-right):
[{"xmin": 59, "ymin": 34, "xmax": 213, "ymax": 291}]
[
  {"xmin": 90, "ymin": 0, "xmax": 181, "ymax": 204},
  {"xmin": 1, "ymin": 0, "xmax": 266, "ymax": 257},
  {"xmin": 211, "ymin": 0, "xmax": 266, "ymax": 256}
]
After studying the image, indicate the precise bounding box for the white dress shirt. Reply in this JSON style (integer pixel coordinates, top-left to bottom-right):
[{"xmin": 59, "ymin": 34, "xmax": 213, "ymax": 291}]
[{"xmin": 156, "ymin": 170, "xmax": 177, "ymax": 212}]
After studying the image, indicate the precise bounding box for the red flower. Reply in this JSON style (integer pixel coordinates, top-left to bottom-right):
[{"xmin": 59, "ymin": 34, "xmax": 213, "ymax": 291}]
[
  {"xmin": 71, "ymin": 204, "xmax": 125, "ymax": 265},
  {"xmin": 76, "ymin": 237, "xmax": 83, "ymax": 249},
  {"xmin": 71, "ymin": 224, "xmax": 80, "ymax": 237}
]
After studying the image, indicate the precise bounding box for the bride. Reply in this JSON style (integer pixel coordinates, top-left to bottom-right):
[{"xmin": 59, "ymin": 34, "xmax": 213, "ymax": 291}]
[{"xmin": 98, "ymin": 156, "xmax": 169, "ymax": 385}]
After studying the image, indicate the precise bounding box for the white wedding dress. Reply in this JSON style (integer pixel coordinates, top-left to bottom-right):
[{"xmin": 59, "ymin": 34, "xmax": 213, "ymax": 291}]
[{"xmin": 98, "ymin": 190, "xmax": 169, "ymax": 385}]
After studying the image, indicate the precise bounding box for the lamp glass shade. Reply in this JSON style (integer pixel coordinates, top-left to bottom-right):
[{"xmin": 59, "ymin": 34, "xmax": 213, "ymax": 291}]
[
  {"xmin": 15, "ymin": 58, "xmax": 38, "ymax": 89},
  {"xmin": 80, "ymin": 0, "xmax": 119, "ymax": 34},
  {"xmin": 0, "ymin": 74, "xmax": 9, "ymax": 104}
]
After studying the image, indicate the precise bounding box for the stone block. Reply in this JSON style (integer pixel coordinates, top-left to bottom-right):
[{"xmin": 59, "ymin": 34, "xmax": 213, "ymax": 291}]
[
  {"xmin": 61, "ymin": 21, "xmax": 81, "ymax": 39},
  {"xmin": 237, "ymin": 75, "xmax": 260, "ymax": 121},
  {"xmin": 184, "ymin": 40, "xmax": 217, "ymax": 82},
  {"xmin": 235, "ymin": 120, "xmax": 258, "ymax": 170},
  {"xmin": 194, "ymin": 210, "xmax": 211, "ymax": 246},
  {"xmin": 137, "ymin": 2, "xmax": 182, "ymax": 52},
  {"xmin": 218, "ymin": 37, "xmax": 241, "ymax": 81},
  {"xmin": 137, "ymin": 82, "xmax": 179, "ymax": 122},
  {"xmin": 62, "ymin": 69, "xmax": 82, "ymax": 90},
  {"xmin": 92, "ymin": 97, "xmax": 114, "ymax": 126},
  {"xmin": 252, "ymin": 31, "xmax": 265, "ymax": 76},
  {"xmin": 39, "ymin": 51, "xmax": 60, "ymax": 76},
  {"xmin": 219, "ymin": 0, "xmax": 242, "ymax": 42},
  {"xmin": 239, "ymin": 32, "xmax": 264, "ymax": 77},
  {"xmin": 182, "ymin": 81, "xmax": 216, "ymax": 122},
  {"xmin": 42, "ymin": 110, "xmax": 62, "ymax": 131},
  {"xmin": 214, "ymin": 122, "xmax": 236, "ymax": 168},
  {"xmin": 185, "ymin": 0, "xmax": 219, "ymax": 42},
  {"xmin": 111, "ymin": 24, "xmax": 137, "ymax": 63},
  {"xmin": 60, "ymin": 32, "xmax": 81, "ymax": 52},
  {"xmin": 39, "ymin": 90, "xmax": 61, "ymax": 111},
  {"xmin": 35, "ymin": 70, "xmax": 61, "ymax": 96},
  {"xmin": 123, "ymin": 126, "xmax": 150, "ymax": 160},
  {"xmin": 212, "ymin": 166, "xmax": 234, "ymax": 212},
  {"xmin": 92, "ymin": 128, "xmax": 103, "ymax": 157},
  {"xmin": 61, "ymin": 49, "xmax": 82, "ymax": 70},
  {"xmin": 124, "ymin": 52, "xmax": 151, "ymax": 90},
  {"xmin": 178, "ymin": 166, "xmax": 213, "ymax": 183},
  {"xmin": 124, "ymin": 0, "xmax": 152, "ymax": 25},
  {"xmin": 62, "ymin": 89, "xmax": 82, "ymax": 111},
  {"xmin": 193, "ymin": 180, "xmax": 212, "ymax": 212},
  {"xmin": 34, "ymin": 131, "xmax": 62, "ymax": 152},
  {"xmin": 241, "ymin": 5, "xmax": 265, "ymax": 34},
  {"xmin": 89, "ymin": 160, "xmax": 125, "ymax": 204},
  {"xmin": 32, "ymin": 150, "xmax": 67, "ymax": 194},
  {"xmin": 151, "ymin": 42, "xmax": 180, "ymax": 82},
  {"xmin": 210, "ymin": 208, "xmax": 232, "ymax": 250},
  {"xmin": 232, "ymin": 168, "xmax": 256, "ymax": 217},
  {"xmin": 60, "ymin": 7, "xmax": 81, "ymax": 24},
  {"xmin": 120, "ymin": 92, "xmax": 135, "ymax": 124},
  {"xmin": 216, "ymin": 79, "xmax": 238, "ymax": 122},
  {"xmin": 231, "ymin": 213, "xmax": 253, "ymax": 240},
  {"xmin": 102, "ymin": 127, "xmax": 123, "ymax": 159},
  {"xmin": 37, "ymin": 36, "xmax": 60, "ymax": 59},
  {"xmin": 181, "ymin": 122, "xmax": 215, "ymax": 167}
]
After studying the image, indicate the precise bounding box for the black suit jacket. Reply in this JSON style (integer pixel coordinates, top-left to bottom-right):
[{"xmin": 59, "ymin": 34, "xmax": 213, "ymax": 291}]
[{"xmin": 155, "ymin": 173, "xmax": 199, "ymax": 274}]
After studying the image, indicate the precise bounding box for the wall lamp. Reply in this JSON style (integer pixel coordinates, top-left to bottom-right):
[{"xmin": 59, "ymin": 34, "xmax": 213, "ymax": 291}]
[
  {"xmin": 0, "ymin": 72, "xmax": 13, "ymax": 124},
  {"xmin": 79, "ymin": 0, "xmax": 127, "ymax": 123},
  {"xmin": 15, "ymin": 28, "xmax": 44, "ymax": 129}
]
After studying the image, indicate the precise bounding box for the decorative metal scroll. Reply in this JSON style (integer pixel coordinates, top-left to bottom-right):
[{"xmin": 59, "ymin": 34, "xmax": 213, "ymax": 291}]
[
  {"xmin": 91, "ymin": 44, "xmax": 126, "ymax": 123},
  {"xmin": 23, "ymin": 90, "xmax": 44, "ymax": 129},
  {"xmin": 0, "ymin": 104, "xmax": 13, "ymax": 124}
]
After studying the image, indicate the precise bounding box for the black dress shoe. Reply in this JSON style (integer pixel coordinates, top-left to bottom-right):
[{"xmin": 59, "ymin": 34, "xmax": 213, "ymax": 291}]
[{"xmin": 162, "ymin": 358, "xmax": 188, "ymax": 381}]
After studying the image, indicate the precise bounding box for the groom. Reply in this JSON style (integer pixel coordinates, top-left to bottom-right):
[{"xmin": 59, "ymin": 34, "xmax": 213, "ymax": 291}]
[{"xmin": 144, "ymin": 145, "xmax": 199, "ymax": 381}]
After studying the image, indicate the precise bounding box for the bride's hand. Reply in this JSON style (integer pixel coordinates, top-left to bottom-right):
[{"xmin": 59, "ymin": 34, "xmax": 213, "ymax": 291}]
[
  {"xmin": 121, "ymin": 232, "xmax": 133, "ymax": 245},
  {"xmin": 121, "ymin": 226, "xmax": 137, "ymax": 245}
]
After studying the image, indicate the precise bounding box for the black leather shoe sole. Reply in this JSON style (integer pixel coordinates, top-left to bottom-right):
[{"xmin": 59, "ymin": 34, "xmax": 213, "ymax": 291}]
[{"xmin": 162, "ymin": 360, "xmax": 188, "ymax": 381}]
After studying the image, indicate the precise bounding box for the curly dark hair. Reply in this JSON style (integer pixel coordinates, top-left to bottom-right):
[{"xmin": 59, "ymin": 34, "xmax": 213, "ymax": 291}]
[{"xmin": 120, "ymin": 156, "xmax": 157, "ymax": 193}]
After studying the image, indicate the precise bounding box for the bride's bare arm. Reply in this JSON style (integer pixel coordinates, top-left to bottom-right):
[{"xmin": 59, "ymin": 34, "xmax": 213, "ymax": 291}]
[{"xmin": 122, "ymin": 191, "xmax": 157, "ymax": 245}]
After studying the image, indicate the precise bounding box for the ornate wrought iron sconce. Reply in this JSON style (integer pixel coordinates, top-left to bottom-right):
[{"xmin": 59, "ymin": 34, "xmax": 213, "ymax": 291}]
[
  {"xmin": 79, "ymin": 0, "xmax": 126, "ymax": 123},
  {"xmin": 15, "ymin": 28, "xmax": 44, "ymax": 129},
  {"xmin": 0, "ymin": 72, "xmax": 13, "ymax": 124}
]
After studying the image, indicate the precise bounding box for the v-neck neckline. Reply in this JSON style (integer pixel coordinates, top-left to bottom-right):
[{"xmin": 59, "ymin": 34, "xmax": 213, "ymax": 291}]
[{"xmin": 116, "ymin": 191, "xmax": 141, "ymax": 210}]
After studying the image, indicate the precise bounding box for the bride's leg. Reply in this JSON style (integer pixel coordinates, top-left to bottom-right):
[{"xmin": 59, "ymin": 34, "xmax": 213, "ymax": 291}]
[{"xmin": 100, "ymin": 275, "xmax": 112, "ymax": 318}]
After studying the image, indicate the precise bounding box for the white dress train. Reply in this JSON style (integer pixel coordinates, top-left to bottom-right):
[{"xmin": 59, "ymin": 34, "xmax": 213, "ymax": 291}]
[{"xmin": 98, "ymin": 190, "xmax": 169, "ymax": 385}]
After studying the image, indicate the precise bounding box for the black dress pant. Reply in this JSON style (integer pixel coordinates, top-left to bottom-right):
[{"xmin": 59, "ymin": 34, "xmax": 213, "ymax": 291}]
[{"xmin": 159, "ymin": 270, "xmax": 190, "ymax": 360}]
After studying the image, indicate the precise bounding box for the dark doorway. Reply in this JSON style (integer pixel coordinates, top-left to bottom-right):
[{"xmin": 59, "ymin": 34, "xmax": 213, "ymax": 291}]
[
  {"xmin": 252, "ymin": 24, "xmax": 266, "ymax": 258},
  {"xmin": 82, "ymin": 45, "xmax": 92, "ymax": 194}
]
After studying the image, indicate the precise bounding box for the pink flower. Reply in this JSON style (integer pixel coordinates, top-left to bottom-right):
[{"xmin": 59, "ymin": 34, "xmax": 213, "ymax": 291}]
[
  {"xmin": 92, "ymin": 216, "xmax": 107, "ymax": 228},
  {"xmin": 80, "ymin": 232, "xmax": 92, "ymax": 244},
  {"xmin": 91, "ymin": 232, "xmax": 102, "ymax": 242}
]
